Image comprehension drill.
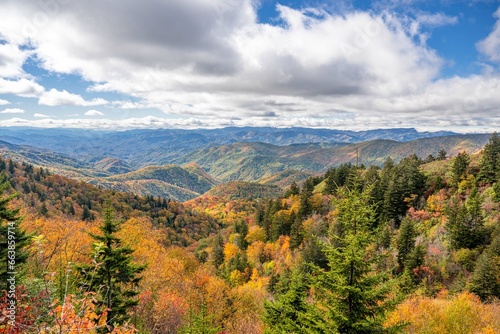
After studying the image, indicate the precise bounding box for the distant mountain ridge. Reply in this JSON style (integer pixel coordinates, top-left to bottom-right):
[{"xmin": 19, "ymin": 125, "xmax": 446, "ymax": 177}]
[
  {"xmin": 0, "ymin": 128, "xmax": 493, "ymax": 200},
  {"xmin": 0, "ymin": 127, "xmax": 458, "ymax": 168}
]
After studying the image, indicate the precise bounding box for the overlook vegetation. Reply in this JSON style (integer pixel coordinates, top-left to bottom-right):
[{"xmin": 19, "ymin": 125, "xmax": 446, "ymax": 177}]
[{"xmin": 1, "ymin": 132, "xmax": 500, "ymax": 333}]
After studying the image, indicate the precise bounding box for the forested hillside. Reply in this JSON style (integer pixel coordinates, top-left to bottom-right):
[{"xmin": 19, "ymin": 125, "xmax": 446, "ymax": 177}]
[{"xmin": 1, "ymin": 133, "xmax": 500, "ymax": 333}]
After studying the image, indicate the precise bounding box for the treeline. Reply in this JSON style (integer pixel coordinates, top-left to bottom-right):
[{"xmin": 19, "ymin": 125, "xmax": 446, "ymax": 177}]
[
  {"xmin": 191, "ymin": 133, "xmax": 500, "ymax": 332},
  {"xmin": 0, "ymin": 156, "xmax": 220, "ymax": 246}
]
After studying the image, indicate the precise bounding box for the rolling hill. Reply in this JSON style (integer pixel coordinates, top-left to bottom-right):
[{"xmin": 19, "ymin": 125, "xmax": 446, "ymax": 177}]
[
  {"xmin": 200, "ymin": 181, "xmax": 282, "ymax": 200},
  {"xmin": 0, "ymin": 127, "xmax": 458, "ymax": 168},
  {"xmin": 89, "ymin": 164, "xmax": 219, "ymax": 201},
  {"xmin": 173, "ymin": 134, "xmax": 492, "ymax": 181}
]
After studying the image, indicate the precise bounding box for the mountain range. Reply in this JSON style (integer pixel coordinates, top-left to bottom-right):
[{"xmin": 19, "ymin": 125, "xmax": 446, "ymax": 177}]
[{"xmin": 0, "ymin": 127, "xmax": 492, "ymax": 201}]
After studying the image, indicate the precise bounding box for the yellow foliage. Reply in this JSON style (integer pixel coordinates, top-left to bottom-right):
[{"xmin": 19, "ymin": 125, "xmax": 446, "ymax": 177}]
[
  {"xmin": 246, "ymin": 225, "xmax": 266, "ymax": 243},
  {"xmin": 224, "ymin": 243, "xmax": 240, "ymax": 262},
  {"xmin": 385, "ymin": 292, "xmax": 500, "ymax": 333},
  {"xmin": 247, "ymin": 241, "xmax": 265, "ymax": 267}
]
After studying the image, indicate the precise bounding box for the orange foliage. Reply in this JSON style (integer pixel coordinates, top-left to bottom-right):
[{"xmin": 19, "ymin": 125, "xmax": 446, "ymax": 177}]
[{"xmin": 385, "ymin": 292, "xmax": 500, "ymax": 333}]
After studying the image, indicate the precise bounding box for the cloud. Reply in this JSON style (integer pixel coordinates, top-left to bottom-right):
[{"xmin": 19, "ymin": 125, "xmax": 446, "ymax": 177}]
[
  {"xmin": 0, "ymin": 0, "xmax": 496, "ymax": 132},
  {"xmin": 38, "ymin": 89, "xmax": 108, "ymax": 106},
  {"xmin": 0, "ymin": 99, "xmax": 10, "ymax": 105},
  {"xmin": 84, "ymin": 109, "xmax": 105, "ymax": 116},
  {"xmin": 415, "ymin": 13, "xmax": 458, "ymax": 28},
  {"xmin": 477, "ymin": 7, "xmax": 500, "ymax": 63},
  {"xmin": 0, "ymin": 78, "xmax": 44, "ymax": 97},
  {"xmin": 34, "ymin": 113, "xmax": 51, "ymax": 118},
  {"xmin": 0, "ymin": 107, "xmax": 24, "ymax": 114},
  {"xmin": 0, "ymin": 43, "xmax": 31, "ymax": 79}
]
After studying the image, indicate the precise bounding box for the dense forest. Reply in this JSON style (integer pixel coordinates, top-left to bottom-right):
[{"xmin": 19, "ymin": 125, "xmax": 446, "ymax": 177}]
[{"xmin": 2, "ymin": 133, "xmax": 500, "ymax": 333}]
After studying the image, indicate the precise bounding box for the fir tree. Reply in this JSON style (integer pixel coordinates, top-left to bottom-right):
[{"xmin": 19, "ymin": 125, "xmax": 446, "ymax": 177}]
[
  {"xmin": 78, "ymin": 201, "xmax": 145, "ymax": 332},
  {"xmin": 452, "ymin": 151, "xmax": 470, "ymax": 185},
  {"xmin": 212, "ymin": 233, "xmax": 225, "ymax": 269},
  {"xmin": 437, "ymin": 149, "xmax": 447, "ymax": 161},
  {"xmin": 0, "ymin": 174, "xmax": 31, "ymax": 291},
  {"xmin": 479, "ymin": 132, "xmax": 500, "ymax": 184},
  {"xmin": 446, "ymin": 190, "xmax": 487, "ymax": 250},
  {"xmin": 306, "ymin": 185, "xmax": 394, "ymax": 333},
  {"xmin": 468, "ymin": 238, "xmax": 500, "ymax": 301},
  {"xmin": 263, "ymin": 266, "xmax": 317, "ymax": 333},
  {"xmin": 397, "ymin": 218, "xmax": 415, "ymax": 270}
]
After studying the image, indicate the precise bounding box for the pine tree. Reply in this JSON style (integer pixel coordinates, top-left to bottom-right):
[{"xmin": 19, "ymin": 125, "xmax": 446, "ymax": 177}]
[
  {"xmin": 263, "ymin": 266, "xmax": 315, "ymax": 333},
  {"xmin": 479, "ymin": 132, "xmax": 500, "ymax": 184},
  {"xmin": 437, "ymin": 149, "xmax": 447, "ymax": 161},
  {"xmin": 306, "ymin": 185, "xmax": 394, "ymax": 333},
  {"xmin": 78, "ymin": 201, "xmax": 145, "ymax": 332},
  {"xmin": 212, "ymin": 233, "xmax": 224, "ymax": 269},
  {"xmin": 0, "ymin": 174, "xmax": 31, "ymax": 291},
  {"xmin": 397, "ymin": 218, "xmax": 415, "ymax": 270},
  {"xmin": 452, "ymin": 151, "xmax": 470, "ymax": 185},
  {"xmin": 446, "ymin": 190, "xmax": 487, "ymax": 250},
  {"xmin": 468, "ymin": 238, "xmax": 500, "ymax": 301}
]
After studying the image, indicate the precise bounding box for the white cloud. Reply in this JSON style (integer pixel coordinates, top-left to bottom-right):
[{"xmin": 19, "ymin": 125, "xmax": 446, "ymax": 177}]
[
  {"xmin": 0, "ymin": 107, "xmax": 24, "ymax": 114},
  {"xmin": 0, "ymin": 0, "xmax": 496, "ymax": 131},
  {"xmin": 477, "ymin": 7, "xmax": 500, "ymax": 63},
  {"xmin": 0, "ymin": 99, "xmax": 10, "ymax": 105},
  {"xmin": 38, "ymin": 88, "xmax": 108, "ymax": 106},
  {"xmin": 34, "ymin": 113, "xmax": 51, "ymax": 118},
  {"xmin": 84, "ymin": 109, "xmax": 105, "ymax": 116},
  {"xmin": 416, "ymin": 13, "xmax": 458, "ymax": 28},
  {"xmin": 0, "ymin": 78, "xmax": 44, "ymax": 97},
  {"xmin": 0, "ymin": 43, "xmax": 31, "ymax": 79}
]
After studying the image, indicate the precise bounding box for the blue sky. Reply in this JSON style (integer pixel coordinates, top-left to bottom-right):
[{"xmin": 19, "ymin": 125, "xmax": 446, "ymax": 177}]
[{"xmin": 0, "ymin": 0, "xmax": 500, "ymax": 132}]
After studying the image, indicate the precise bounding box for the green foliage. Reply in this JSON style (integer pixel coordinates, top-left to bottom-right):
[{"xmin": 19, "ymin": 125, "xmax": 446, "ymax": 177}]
[
  {"xmin": 0, "ymin": 174, "xmax": 31, "ymax": 291},
  {"xmin": 397, "ymin": 219, "xmax": 415, "ymax": 270},
  {"xmin": 478, "ymin": 132, "xmax": 500, "ymax": 184},
  {"xmin": 382, "ymin": 155, "xmax": 425, "ymax": 224},
  {"xmin": 452, "ymin": 151, "xmax": 470, "ymax": 185},
  {"xmin": 78, "ymin": 201, "xmax": 146, "ymax": 332},
  {"xmin": 263, "ymin": 267, "xmax": 315, "ymax": 333},
  {"xmin": 307, "ymin": 185, "xmax": 394, "ymax": 333},
  {"xmin": 212, "ymin": 233, "xmax": 225, "ymax": 269},
  {"xmin": 467, "ymin": 232, "xmax": 500, "ymax": 301},
  {"xmin": 446, "ymin": 190, "xmax": 487, "ymax": 250}
]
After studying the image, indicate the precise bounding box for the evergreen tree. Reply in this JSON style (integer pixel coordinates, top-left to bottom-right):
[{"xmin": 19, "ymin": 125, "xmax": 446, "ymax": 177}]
[
  {"xmin": 78, "ymin": 201, "xmax": 145, "ymax": 332},
  {"xmin": 289, "ymin": 214, "xmax": 303, "ymax": 250},
  {"xmin": 446, "ymin": 191, "xmax": 487, "ymax": 250},
  {"xmin": 263, "ymin": 266, "xmax": 315, "ymax": 333},
  {"xmin": 397, "ymin": 218, "xmax": 415, "ymax": 270},
  {"xmin": 468, "ymin": 236, "xmax": 500, "ymax": 301},
  {"xmin": 479, "ymin": 132, "xmax": 500, "ymax": 184},
  {"xmin": 452, "ymin": 151, "xmax": 470, "ymax": 185},
  {"xmin": 0, "ymin": 174, "xmax": 31, "ymax": 291},
  {"xmin": 437, "ymin": 149, "xmax": 447, "ymax": 161},
  {"xmin": 212, "ymin": 233, "xmax": 225, "ymax": 269},
  {"xmin": 306, "ymin": 185, "xmax": 394, "ymax": 333}
]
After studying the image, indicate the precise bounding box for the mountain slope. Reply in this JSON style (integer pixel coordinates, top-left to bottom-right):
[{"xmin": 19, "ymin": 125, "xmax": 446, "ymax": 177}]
[
  {"xmin": 201, "ymin": 181, "xmax": 282, "ymax": 200},
  {"xmin": 175, "ymin": 134, "xmax": 492, "ymax": 181},
  {"xmin": 0, "ymin": 127, "xmax": 458, "ymax": 168},
  {"xmin": 90, "ymin": 165, "xmax": 219, "ymax": 201}
]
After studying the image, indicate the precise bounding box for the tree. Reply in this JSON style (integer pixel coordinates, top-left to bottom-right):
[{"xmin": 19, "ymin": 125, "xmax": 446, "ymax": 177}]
[
  {"xmin": 446, "ymin": 190, "xmax": 487, "ymax": 250},
  {"xmin": 212, "ymin": 233, "xmax": 225, "ymax": 270},
  {"xmin": 0, "ymin": 174, "xmax": 31, "ymax": 292},
  {"xmin": 78, "ymin": 201, "xmax": 145, "ymax": 332},
  {"xmin": 437, "ymin": 149, "xmax": 447, "ymax": 161},
  {"xmin": 263, "ymin": 266, "xmax": 314, "ymax": 333},
  {"xmin": 479, "ymin": 132, "xmax": 500, "ymax": 184},
  {"xmin": 452, "ymin": 151, "xmax": 470, "ymax": 185},
  {"xmin": 307, "ymin": 185, "xmax": 394, "ymax": 333},
  {"xmin": 397, "ymin": 218, "xmax": 415, "ymax": 270},
  {"xmin": 468, "ymin": 234, "xmax": 500, "ymax": 301}
]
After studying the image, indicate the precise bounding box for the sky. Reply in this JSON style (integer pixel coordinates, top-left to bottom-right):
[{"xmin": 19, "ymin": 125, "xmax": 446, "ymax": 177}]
[{"xmin": 0, "ymin": 0, "xmax": 500, "ymax": 132}]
